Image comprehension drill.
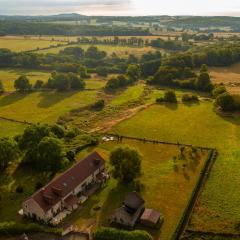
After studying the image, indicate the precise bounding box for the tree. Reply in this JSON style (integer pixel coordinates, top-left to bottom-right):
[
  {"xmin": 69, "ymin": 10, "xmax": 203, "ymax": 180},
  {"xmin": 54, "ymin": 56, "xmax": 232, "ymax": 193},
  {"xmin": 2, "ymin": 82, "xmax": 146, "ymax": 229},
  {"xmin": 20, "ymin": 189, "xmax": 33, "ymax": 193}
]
[
  {"xmin": 126, "ymin": 64, "xmax": 141, "ymax": 83},
  {"xmin": 34, "ymin": 80, "xmax": 44, "ymax": 90},
  {"xmin": 51, "ymin": 124, "xmax": 65, "ymax": 138},
  {"xmin": 212, "ymin": 85, "xmax": 227, "ymax": 98},
  {"xmin": 215, "ymin": 92, "xmax": 236, "ymax": 111},
  {"xmin": 110, "ymin": 146, "xmax": 142, "ymax": 183},
  {"xmin": 96, "ymin": 67, "xmax": 108, "ymax": 77},
  {"xmin": 14, "ymin": 75, "xmax": 32, "ymax": 92},
  {"xmin": 0, "ymin": 80, "xmax": 4, "ymax": 93},
  {"xmin": 200, "ymin": 64, "xmax": 208, "ymax": 73},
  {"xmin": 68, "ymin": 73, "xmax": 85, "ymax": 90},
  {"xmin": 157, "ymin": 90, "xmax": 177, "ymax": 103},
  {"xmin": 0, "ymin": 137, "xmax": 19, "ymax": 171},
  {"xmin": 195, "ymin": 72, "xmax": 213, "ymax": 92},
  {"xmin": 54, "ymin": 73, "xmax": 71, "ymax": 91},
  {"xmin": 37, "ymin": 137, "xmax": 65, "ymax": 171}
]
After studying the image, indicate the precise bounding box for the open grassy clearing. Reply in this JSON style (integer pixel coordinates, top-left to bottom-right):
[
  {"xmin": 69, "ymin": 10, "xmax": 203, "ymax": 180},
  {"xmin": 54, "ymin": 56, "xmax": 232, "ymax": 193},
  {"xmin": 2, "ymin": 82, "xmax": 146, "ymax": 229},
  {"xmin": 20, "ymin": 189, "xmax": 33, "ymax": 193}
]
[
  {"xmin": 62, "ymin": 139, "xmax": 209, "ymax": 240},
  {"xmin": 110, "ymin": 101, "xmax": 240, "ymax": 235},
  {"xmin": 0, "ymin": 119, "xmax": 26, "ymax": 138},
  {"xmin": 0, "ymin": 68, "xmax": 51, "ymax": 91},
  {"xmin": 110, "ymin": 84, "xmax": 145, "ymax": 106},
  {"xmin": 36, "ymin": 43, "xmax": 155, "ymax": 57},
  {"xmin": 0, "ymin": 38, "xmax": 65, "ymax": 52},
  {"xmin": 209, "ymin": 63, "xmax": 240, "ymax": 94},
  {"xmin": 0, "ymin": 91, "xmax": 98, "ymax": 123}
]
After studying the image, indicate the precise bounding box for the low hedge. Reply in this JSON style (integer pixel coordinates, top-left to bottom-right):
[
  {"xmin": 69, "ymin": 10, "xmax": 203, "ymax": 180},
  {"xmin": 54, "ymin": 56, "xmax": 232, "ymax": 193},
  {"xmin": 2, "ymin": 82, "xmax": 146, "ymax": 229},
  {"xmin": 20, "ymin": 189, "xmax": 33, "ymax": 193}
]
[
  {"xmin": 0, "ymin": 221, "xmax": 62, "ymax": 235},
  {"xmin": 93, "ymin": 227, "xmax": 153, "ymax": 240}
]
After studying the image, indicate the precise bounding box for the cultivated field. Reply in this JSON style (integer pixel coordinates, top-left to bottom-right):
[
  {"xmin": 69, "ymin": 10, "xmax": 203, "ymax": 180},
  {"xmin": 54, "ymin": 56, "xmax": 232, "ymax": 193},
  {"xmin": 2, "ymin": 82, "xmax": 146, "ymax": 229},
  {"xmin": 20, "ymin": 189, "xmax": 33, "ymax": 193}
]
[
  {"xmin": 209, "ymin": 63, "xmax": 240, "ymax": 94},
  {"xmin": 63, "ymin": 138, "xmax": 210, "ymax": 240},
  {"xmin": 0, "ymin": 38, "xmax": 65, "ymax": 52}
]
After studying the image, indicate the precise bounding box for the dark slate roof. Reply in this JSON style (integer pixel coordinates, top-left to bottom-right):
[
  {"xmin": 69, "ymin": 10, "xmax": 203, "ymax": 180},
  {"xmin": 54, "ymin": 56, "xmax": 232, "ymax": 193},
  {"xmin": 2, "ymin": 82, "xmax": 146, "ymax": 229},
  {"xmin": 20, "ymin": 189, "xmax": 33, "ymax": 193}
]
[
  {"xmin": 123, "ymin": 192, "xmax": 145, "ymax": 210},
  {"xmin": 25, "ymin": 151, "xmax": 105, "ymax": 212}
]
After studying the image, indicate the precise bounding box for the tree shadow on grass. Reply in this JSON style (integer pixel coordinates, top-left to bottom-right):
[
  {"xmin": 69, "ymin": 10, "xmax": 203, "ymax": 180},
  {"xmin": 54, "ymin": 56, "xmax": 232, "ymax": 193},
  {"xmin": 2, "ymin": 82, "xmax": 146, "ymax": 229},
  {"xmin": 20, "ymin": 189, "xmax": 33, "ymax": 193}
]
[
  {"xmin": 37, "ymin": 91, "xmax": 78, "ymax": 108},
  {"xmin": 182, "ymin": 101, "xmax": 200, "ymax": 108},
  {"xmin": 215, "ymin": 109, "xmax": 240, "ymax": 126},
  {"xmin": 163, "ymin": 103, "xmax": 178, "ymax": 111},
  {"xmin": 0, "ymin": 92, "xmax": 27, "ymax": 107}
]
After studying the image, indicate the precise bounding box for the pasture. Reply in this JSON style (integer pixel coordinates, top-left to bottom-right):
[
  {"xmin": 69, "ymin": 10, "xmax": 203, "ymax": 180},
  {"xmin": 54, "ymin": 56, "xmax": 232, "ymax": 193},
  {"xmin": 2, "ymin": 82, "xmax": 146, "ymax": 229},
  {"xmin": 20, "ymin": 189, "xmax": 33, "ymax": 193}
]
[
  {"xmin": 111, "ymin": 101, "xmax": 240, "ymax": 235},
  {"xmin": 0, "ymin": 69, "xmax": 51, "ymax": 91},
  {"xmin": 0, "ymin": 90, "xmax": 98, "ymax": 123},
  {"xmin": 64, "ymin": 139, "xmax": 210, "ymax": 240},
  {"xmin": 36, "ymin": 43, "xmax": 155, "ymax": 57},
  {"xmin": 0, "ymin": 38, "xmax": 65, "ymax": 52}
]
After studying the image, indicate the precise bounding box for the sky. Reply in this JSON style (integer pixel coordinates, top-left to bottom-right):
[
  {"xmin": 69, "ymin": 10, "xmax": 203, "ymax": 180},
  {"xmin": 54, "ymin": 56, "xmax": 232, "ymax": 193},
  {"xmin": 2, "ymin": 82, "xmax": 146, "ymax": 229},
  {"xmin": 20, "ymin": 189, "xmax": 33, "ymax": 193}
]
[{"xmin": 1, "ymin": 0, "xmax": 240, "ymax": 16}]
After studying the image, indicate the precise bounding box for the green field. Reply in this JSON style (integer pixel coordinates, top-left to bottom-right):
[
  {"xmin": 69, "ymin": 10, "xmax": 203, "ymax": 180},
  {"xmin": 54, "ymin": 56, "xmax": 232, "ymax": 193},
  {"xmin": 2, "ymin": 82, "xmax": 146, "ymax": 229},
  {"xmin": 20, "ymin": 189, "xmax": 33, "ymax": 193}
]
[
  {"xmin": 110, "ymin": 84, "xmax": 145, "ymax": 106},
  {"xmin": 37, "ymin": 43, "xmax": 154, "ymax": 57},
  {"xmin": 0, "ymin": 119, "xmax": 26, "ymax": 138},
  {"xmin": 110, "ymin": 101, "xmax": 240, "ymax": 235},
  {"xmin": 63, "ymin": 139, "xmax": 209, "ymax": 239},
  {"xmin": 0, "ymin": 91, "xmax": 98, "ymax": 123},
  {"xmin": 0, "ymin": 38, "xmax": 65, "ymax": 52},
  {"xmin": 0, "ymin": 69, "xmax": 51, "ymax": 91}
]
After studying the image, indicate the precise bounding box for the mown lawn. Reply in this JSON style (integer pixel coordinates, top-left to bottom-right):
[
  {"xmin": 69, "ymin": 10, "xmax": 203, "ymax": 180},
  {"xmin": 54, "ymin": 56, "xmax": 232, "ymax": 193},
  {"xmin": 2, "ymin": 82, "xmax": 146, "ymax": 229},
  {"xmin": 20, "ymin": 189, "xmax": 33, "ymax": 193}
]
[
  {"xmin": 111, "ymin": 101, "xmax": 240, "ymax": 234},
  {"xmin": 64, "ymin": 140, "xmax": 209, "ymax": 240},
  {"xmin": 0, "ymin": 91, "xmax": 98, "ymax": 123},
  {"xmin": 0, "ymin": 38, "xmax": 64, "ymax": 52}
]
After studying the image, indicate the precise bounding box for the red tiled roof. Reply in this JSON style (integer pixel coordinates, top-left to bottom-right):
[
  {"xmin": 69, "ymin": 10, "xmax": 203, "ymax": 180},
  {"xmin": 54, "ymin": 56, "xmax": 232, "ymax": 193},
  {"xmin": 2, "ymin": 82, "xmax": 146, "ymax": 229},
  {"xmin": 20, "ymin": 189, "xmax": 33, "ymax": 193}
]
[
  {"xmin": 64, "ymin": 194, "xmax": 78, "ymax": 207},
  {"xmin": 140, "ymin": 209, "xmax": 160, "ymax": 224},
  {"xmin": 25, "ymin": 151, "xmax": 105, "ymax": 212}
]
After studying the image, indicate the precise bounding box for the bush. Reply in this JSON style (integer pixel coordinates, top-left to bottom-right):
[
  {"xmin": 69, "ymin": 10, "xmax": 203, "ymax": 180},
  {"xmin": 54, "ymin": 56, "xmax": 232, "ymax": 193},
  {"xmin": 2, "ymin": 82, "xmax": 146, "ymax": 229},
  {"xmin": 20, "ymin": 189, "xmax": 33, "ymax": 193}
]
[
  {"xmin": 156, "ymin": 90, "xmax": 177, "ymax": 103},
  {"xmin": 212, "ymin": 85, "xmax": 227, "ymax": 98},
  {"xmin": 182, "ymin": 94, "xmax": 199, "ymax": 102},
  {"xmin": 96, "ymin": 67, "xmax": 108, "ymax": 77},
  {"xmin": 51, "ymin": 124, "xmax": 65, "ymax": 138},
  {"xmin": 93, "ymin": 227, "xmax": 153, "ymax": 240},
  {"xmin": 92, "ymin": 99, "xmax": 105, "ymax": 110},
  {"xmin": 215, "ymin": 92, "xmax": 236, "ymax": 111}
]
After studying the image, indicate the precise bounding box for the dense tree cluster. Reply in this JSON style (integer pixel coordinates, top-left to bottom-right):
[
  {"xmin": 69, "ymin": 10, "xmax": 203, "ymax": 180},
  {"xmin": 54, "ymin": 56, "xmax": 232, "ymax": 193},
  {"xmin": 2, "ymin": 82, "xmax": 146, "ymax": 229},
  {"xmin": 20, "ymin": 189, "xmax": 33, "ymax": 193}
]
[{"xmin": 156, "ymin": 90, "xmax": 177, "ymax": 103}]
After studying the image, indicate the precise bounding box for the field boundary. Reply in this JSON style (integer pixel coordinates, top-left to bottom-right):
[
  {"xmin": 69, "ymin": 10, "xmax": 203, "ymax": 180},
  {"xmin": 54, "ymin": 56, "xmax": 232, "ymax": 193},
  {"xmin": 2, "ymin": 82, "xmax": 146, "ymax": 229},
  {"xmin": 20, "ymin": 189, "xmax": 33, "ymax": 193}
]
[{"xmin": 0, "ymin": 116, "xmax": 32, "ymax": 125}]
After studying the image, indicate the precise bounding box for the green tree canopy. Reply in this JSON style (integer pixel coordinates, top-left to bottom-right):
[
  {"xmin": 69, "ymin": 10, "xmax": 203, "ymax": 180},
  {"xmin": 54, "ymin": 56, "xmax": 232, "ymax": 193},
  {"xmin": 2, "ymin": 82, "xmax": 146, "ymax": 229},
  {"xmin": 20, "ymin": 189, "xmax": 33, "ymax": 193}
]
[
  {"xmin": 126, "ymin": 64, "xmax": 141, "ymax": 83},
  {"xmin": 0, "ymin": 137, "xmax": 19, "ymax": 171},
  {"xmin": 14, "ymin": 75, "xmax": 32, "ymax": 92},
  {"xmin": 0, "ymin": 80, "xmax": 4, "ymax": 93},
  {"xmin": 110, "ymin": 146, "xmax": 142, "ymax": 183}
]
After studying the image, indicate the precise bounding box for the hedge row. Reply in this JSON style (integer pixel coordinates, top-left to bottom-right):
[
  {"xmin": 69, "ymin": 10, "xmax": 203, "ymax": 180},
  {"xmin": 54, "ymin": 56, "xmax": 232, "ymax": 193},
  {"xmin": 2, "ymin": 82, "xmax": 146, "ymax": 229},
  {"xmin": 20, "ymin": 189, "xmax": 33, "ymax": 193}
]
[
  {"xmin": 0, "ymin": 221, "xmax": 62, "ymax": 235},
  {"xmin": 93, "ymin": 227, "xmax": 153, "ymax": 240}
]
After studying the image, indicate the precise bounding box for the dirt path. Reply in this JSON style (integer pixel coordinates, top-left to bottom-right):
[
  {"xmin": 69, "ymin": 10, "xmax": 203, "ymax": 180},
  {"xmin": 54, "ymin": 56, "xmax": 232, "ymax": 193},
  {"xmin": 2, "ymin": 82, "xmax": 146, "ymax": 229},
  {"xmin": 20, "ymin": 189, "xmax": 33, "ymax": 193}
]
[{"xmin": 89, "ymin": 103, "xmax": 154, "ymax": 133}]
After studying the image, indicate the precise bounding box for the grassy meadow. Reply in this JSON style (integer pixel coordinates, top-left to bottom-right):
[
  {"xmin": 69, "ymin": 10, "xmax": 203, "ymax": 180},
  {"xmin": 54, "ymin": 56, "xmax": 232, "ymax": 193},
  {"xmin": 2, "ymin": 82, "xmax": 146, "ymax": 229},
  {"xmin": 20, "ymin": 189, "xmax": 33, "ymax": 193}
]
[
  {"xmin": 0, "ymin": 38, "xmax": 65, "ymax": 52},
  {"xmin": 37, "ymin": 43, "xmax": 155, "ymax": 57},
  {"xmin": 63, "ymin": 139, "xmax": 209, "ymax": 240},
  {"xmin": 110, "ymin": 101, "xmax": 240, "ymax": 234},
  {"xmin": 0, "ymin": 90, "xmax": 98, "ymax": 123},
  {"xmin": 0, "ymin": 119, "xmax": 26, "ymax": 138},
  {"xmin": 0, "ymin": 69, "xmax": 51, "ymax": 91}
]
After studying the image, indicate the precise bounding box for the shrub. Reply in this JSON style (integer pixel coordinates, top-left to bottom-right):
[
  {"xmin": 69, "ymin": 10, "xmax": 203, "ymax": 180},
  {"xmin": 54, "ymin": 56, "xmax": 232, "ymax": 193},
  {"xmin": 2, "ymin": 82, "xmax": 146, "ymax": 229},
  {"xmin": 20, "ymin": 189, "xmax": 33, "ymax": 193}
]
[
  {"xmin": 215, "ymin": 92, "xmax": 236, "ymax": 111},
  {"xmin": 182, "ymin": 94, "xmax": 199, "ymax": 102},
  {"xmin": 156, "ymin": 90, "xmax": 177, "ymax": 103},
  {"xmin": 51, "ymin": 124, "xmax": 65, "ymax": 138},
  {"xmin": 96, "ymin": 67, "xmax": 108, "ymax": 77},
  {"xmin": 93, "ymin": 227, "xmax": 153, "ymax": 240},
  {"xmin": 212, "ymin": 85, "xmax": 227, "ymax": 98},
  {"xmin": 92, "ymin": 99, "xmax": 105, "ymax": 110}
]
